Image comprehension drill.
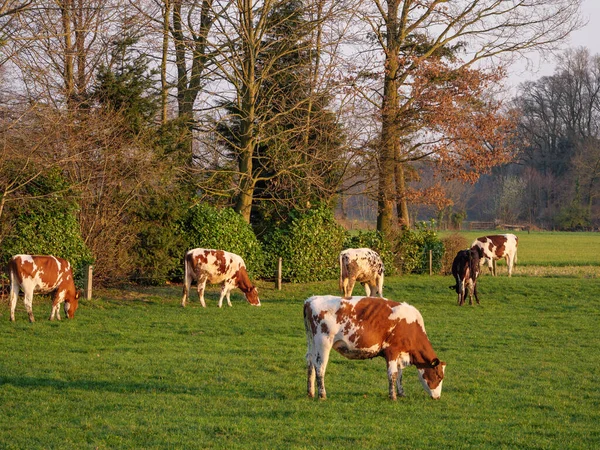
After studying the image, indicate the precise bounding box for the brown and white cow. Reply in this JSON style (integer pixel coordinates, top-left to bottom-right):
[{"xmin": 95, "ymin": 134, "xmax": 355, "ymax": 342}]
[
  {"xmin": 304, "ymin": 295, "xmax": 446, "ymax": 400},
  {"xmin": 471, "ymin": 233, "xmax": 518, "ymax": 277},
  {"xmin": 449, "ymin": 247, "xmax": 483, "ymax": 306},
  {"xmin": 8, "ymin": 255, "xmax": 80, "ymax": 322},
  {"xmin": 339, "ymin": 248, "xmax": 384, "ymax": 298},
  {"xmin": 181, "ymin": 248, "xmax": 260, "ymax": 308}
]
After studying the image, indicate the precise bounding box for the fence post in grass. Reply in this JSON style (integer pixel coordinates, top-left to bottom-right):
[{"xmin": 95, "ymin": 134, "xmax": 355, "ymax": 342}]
[
  {"xmin": 429, "ymin": 250, "xmax": 432, "ymax": 276},
  {"xmin": 84, "ymin": 265, "xmax": 93, "ymax": 300},
  {"xmin": 276, "ymin": 257, "xmax": 282, "ymax": 290}
]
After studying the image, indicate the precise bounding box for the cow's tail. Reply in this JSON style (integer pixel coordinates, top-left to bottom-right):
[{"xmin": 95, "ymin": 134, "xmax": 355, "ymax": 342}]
[
  {"xmin": 339, "ymin": 253, "xmax": 345, "ymax": 296},
  {"xmin": 303, "ymin": 301, "xmax": 314, "ymax": 363}
]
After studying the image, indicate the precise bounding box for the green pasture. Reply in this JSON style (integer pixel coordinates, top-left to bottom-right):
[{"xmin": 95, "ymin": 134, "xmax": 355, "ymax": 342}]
[
  {"xmin": 1, "ymin": 271, "xmax": 599, "ymax": 449},
  {"xmin": 442, "ymin": 230, "xmax": 600, "ymax": 267}
]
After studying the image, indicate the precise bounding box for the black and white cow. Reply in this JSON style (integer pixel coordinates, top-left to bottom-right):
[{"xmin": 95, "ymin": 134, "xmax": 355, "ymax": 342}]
[{"xmin": 449, "ymin": 247, "xmax": 483, "ymax": 306}]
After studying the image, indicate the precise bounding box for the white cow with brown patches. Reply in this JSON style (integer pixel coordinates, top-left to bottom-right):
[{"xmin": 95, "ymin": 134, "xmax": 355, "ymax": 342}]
[
  {"xmin": 339, "ymin": 248, "xmax": 384, "ymax": 298},
  {"xmin": 8, "ymin": 255, "xmax": 80, "ymax": 322},
  {"xmin": 304, "ymin": 295, "xmax": 446, "ymax": 400},
  {"xmin": 471, "ymin": 233, "xmax": 518, "ymax": 277},
  {"xmin": 181, "ymin": 248, "xmax": 260, "ymax": 308}
]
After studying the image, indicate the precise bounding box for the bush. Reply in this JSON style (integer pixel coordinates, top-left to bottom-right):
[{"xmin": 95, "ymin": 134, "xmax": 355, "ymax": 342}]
[
  {"xmin": 440, "ymin": 233, "xmax": 469, "ymax": 275},
  {"xmin": 394, "ymin": 221, "xmax": 444, "ymax": 274},
  {"xmin": 132, "ymin": 193, "xmax": 189, "ymax": 285},
  {"xmin": 262, "ymin": 206, "xmax": 346, "ymax": 283},
  {"xmin": 343, "ymin": 230, "xmax": 397, "ymax": 276},
  {"xmin": 0, "ymin": 210, "xmax": 93, "ymax": 286},
  {"xmin": 0, "ymin": 169, "xmax": 93, "ymax": 286},
  {"xmin": 182, "ymin": 204, "xmax": 265, "ymax": 279}
]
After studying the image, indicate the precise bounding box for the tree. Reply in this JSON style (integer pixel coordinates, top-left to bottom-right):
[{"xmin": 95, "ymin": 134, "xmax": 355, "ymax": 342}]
[
  {"xmin": 513, "ymin": 47, "xmax": 600, "ymax": 227},
  {"xmin": 214, "ymin": 0, "xmax": 346, "ymax": 226},
  {"xmin": 188, "ymin": 0, "xmax": 351, "ymax": 223},
  {"xmin": 352, "ymin": 0, "xmax": 583, "ymax": 237}
]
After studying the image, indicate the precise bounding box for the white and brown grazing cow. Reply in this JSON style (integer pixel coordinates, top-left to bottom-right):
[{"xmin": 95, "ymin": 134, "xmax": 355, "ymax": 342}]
[
  {"xmin": 449, "ymin": 247, "xmax": 483, "ymax": 306},
  {"xmin": 471, "ymin": 233, "xmax": 518, "ymax": 277},
  {"xmin": 304, "ymin": 295, "xmax": 446, "ymax": 400},
  {"xmin": 339, "ymin": 248, "xmax": 384, "ymax": 298},
  {"xmin": 8, "ymin": 254, "xmax": 80, "ymax": 322},
  {"xmin": 181, "ymin": 248, "xmax": 260, "ymax": 308}
]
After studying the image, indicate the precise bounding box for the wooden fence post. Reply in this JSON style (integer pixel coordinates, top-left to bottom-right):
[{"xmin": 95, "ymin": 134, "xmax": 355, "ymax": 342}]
[
  {"xmin": 429, "ymin": 250, "xmax": 433, "ymax": 276},
  {"xmin": 84, "ymin": 265, "xmax": 93, "ymax": 300},
  {"xmin": 277, "ymin": 257, "xmax": 282, "ymax": 290}
]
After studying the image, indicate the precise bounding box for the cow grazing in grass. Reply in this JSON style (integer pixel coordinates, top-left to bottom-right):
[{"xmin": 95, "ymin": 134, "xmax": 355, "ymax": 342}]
[
  {"xmin": 449, "ymin": 247, "xmax": 483, "ymax": 306},
  {"xmin": 304, "ymin": 295, "xmax": 446, "ymax": 400},
  {"xmin": 471, "ymin": 233, "xmax": 518, "ymax": 277},
  {"xmin": 339, "ymin": 248, "xmax": 384, "ymax": 298},
  {"xmin": 181, "ymin": 248, "xmax": 260, "ymax": 308},
  {"xmin": 8, "ymin": 255, "xmax": 80, "ymax": 322}
]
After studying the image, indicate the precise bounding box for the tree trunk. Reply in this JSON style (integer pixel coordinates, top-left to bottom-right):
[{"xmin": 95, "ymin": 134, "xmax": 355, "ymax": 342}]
[
  {"xmin": 161, "ymin": 0, "xmax": 171, "ymax": 125},
  {"xmin": 234, "ymin": 0, "xmax": 257, "ymax": 223},
  {"xmin": 60, "ymin": 0, "xmax": 74, "ymax": 103},
  {"xmin": 377, "ymin": 0, "xmax": 401, "ymax": 239},
  {"xmin": 394, "ymin": 158, "xmax": 410, "ymax": 228}
]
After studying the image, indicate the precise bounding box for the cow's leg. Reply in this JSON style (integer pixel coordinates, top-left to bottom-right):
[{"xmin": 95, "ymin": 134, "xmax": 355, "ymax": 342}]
[
  {"xmin": 181, "ymin": 268, "xmax": 193, "ymax": 307},
  {"xmin": 396, "ymin": 367, "xmax": 405, "ymax": 398},
  {"xmin": 50, "ymin": 291, "xmax": 65, "ymax": 321},
  {"xmin": 343, "ymin": 278, "xmax": 356, "ymax": 298},
  {"xmin": 363, "ymin": 283, "xmax": 372, "ymax": 297},
  {"xmin": 473, "ymin": 281, "xmax": 480, "ymax": 305},
  {"xmin": 492, "ymin": 259, "xmax": 497, "ymax": 276},
  {"xmin": 9, "ymin": 281, "xmax": 19, "ymax": 322},
  {"xmin": 197, "ymin": 276, "xmax": 207, "ymax": 307},
  {"xmin": 386, "ymin": 359, "xmax": 399, "ymax": 400},
  {"xmin": 306, "ymin": 354, "xmax": 316, "ymax": 398},
  {"xmin": 314, "ymin": 336, "xmax": 332, "ymax": 399},
  {"xmin": 506, "ymin": 255, "xmax": 513, "ymax": 277},
  {"xmin": 377, "ymin": 275, "xmax": 384, "ymax": 297},
  {"xmin": 24, "ymin": 292, "xmax": 35, "ymax": 323},
  {"xmin": 218, "ymin": 282, "xmax": 233, "ymax": 308}
]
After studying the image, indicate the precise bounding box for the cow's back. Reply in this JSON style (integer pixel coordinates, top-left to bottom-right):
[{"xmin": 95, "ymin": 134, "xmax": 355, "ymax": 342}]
[
  {"xmin": 9, "ymin": 255, "xmax": 70, "ymax": 293},
  {"xmin": 186, "ymin": 248, "xmax": 245, "ymax": 283},
  {"xmin": 340, "ymin": 248, "xmax": 383, "ymax": 281}
]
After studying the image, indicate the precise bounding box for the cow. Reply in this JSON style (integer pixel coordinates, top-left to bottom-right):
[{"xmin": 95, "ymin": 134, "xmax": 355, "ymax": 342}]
[
  {"xmin": 449, "ymin": 247, "xmax": 483, "ymax": 306},
  {"xmin": 339, "ymin": 248, "xmax": 384, "ymax": 298},
  {"xmin": 304, "ymin": 295, "xmax": 446, "ymax": 400},
  {"xmin": 7, "ymin": 255, "xmax": 80, "ymax": 322},
  {"xmin": 471, "ymin": 233, "xmax": 518, "ymax": 277},
  {"xmin": 181, "ymin": 248, "xmax": 260, "ymax": 308}
]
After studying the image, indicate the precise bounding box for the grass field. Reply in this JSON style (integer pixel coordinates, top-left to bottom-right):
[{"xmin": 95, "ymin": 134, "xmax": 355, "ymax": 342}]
[{"xmin": 1, "ymin": 232, "xmax": 599, "ymax": 449}]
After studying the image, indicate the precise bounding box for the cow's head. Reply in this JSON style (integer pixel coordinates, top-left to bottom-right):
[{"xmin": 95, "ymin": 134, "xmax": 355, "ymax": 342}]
[
  {"xmin": 244, "ymin": 286, "xmax": 261, "ymax": 306},
  {"xmin": 417, "ymin": 359, "xmax": 446, "ymax": 400},
  {"xmin": 64, "ymin": 289, "xmax": 81, "ymax": 319}
]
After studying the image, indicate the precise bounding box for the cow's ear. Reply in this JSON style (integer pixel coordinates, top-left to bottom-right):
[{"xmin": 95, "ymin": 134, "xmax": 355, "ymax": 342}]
[{"xmin": 430, "ymin": 358, "xmax": 440, "ymax": 368}]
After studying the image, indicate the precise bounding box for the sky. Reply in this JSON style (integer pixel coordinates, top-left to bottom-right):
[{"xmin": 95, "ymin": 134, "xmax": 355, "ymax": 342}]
[{"xmin": 507, "ymin": 0, "xmax": 600, "ymax": 86}]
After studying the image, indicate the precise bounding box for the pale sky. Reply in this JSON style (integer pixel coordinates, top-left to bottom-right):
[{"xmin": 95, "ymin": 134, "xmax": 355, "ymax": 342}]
[{"xmin": 508, "ymin": 0, "xmax": 600, "ymax": 85}]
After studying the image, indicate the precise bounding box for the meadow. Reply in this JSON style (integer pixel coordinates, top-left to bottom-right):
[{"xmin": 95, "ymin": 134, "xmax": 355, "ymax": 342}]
[{"xmin": 0, "ymin": 232, "xmax": 599, "ymax": 449}]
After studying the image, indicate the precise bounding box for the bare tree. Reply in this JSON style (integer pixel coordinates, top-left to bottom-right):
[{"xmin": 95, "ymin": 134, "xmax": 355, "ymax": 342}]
[{"xmin": 350, "ymin": 0, "xmax": 584, "ymax": 237}]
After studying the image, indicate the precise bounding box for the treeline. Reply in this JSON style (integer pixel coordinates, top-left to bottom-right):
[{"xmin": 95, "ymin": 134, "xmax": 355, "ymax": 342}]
[{"xmin": 0, "ymin": 0, "xmax": 587, "ymax": 283}]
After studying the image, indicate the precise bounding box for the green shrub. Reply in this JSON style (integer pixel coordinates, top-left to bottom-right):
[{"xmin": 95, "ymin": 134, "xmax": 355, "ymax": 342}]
[
  {"xmin": 0, "ymin": 210, "xmax": 93, "ymax": 286},
  {"xmin": 132, "ymin": 193, "xmax": 189, "ymax": 285},
  {"xmin": 262, "ymin": 206, "xmax": 346, "ymax": 282},
  {"xmin": 0, "ymin": 169, "xmax": 93, "ymax": 286},
  {"xmin": 394, "ymin": 221, "xmax": 443, "ymax": 274},
  {"xmin": 182, "ymin": 204, "xmax": 265, "ymax": 279},
  {"xmin": 343, "ymin": 230, "xmax": 397, "ymax": 275},
  {"xmin": 440, "ymin": 233, "xmax": 469, "ymax": 275}
]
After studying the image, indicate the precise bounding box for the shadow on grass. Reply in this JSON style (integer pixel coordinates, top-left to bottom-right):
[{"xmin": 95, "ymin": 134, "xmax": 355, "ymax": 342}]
[{"xmin": 0, "ymin": 375, "xmax": 203, "ymax": 395}]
